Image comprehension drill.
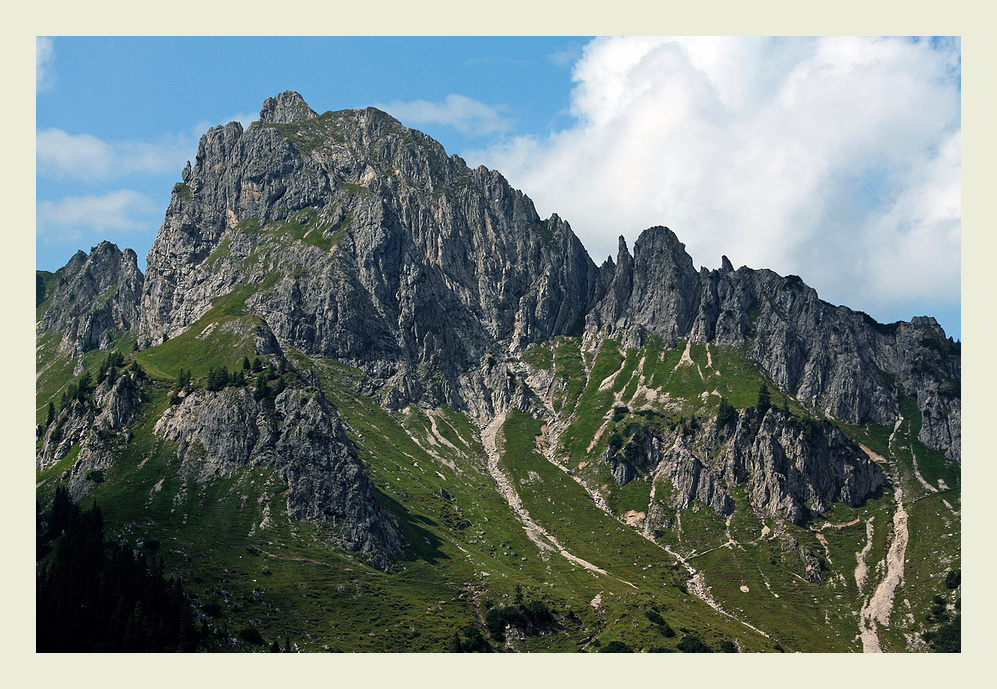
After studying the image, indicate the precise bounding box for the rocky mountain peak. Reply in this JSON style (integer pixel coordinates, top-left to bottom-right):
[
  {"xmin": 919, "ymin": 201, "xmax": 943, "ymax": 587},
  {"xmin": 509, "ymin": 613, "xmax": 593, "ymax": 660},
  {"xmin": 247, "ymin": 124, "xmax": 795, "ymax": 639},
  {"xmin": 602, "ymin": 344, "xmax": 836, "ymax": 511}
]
[
  {"xmin": 259, "ymin": 90, "xmax": 318, "ymax": 124},
  {"xmin": 38, "ymin": 241, "xmax": 143, "ymax": 354}
]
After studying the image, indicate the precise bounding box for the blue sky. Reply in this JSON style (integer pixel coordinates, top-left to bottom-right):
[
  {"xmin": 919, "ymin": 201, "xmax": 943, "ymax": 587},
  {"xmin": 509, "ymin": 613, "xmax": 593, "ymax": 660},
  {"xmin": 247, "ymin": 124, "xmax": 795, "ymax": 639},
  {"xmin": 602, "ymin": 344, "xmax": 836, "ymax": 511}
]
[{"xmin": 36, "ymin": 36, "xmax": 961, "ymax": 340}]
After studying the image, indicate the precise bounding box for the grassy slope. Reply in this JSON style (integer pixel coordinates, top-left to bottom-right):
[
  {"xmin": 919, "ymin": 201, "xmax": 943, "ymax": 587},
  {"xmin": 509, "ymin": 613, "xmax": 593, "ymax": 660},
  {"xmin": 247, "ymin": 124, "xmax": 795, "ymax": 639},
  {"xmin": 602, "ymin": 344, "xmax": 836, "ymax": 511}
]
[
  {"xmin": 518, "ymin": 335, "xmax": 961, "ymax": 652},
  {"xmin": 35, "ymin": 313, "xmax": 960, "ymax": 651}
]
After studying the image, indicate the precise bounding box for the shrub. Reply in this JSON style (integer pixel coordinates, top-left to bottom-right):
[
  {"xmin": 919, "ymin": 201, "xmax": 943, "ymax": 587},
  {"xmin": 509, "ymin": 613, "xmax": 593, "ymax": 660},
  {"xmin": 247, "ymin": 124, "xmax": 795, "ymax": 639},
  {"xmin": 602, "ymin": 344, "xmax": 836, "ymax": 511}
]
[
  {"xmin": 945, "ymin": 569, "xmax": 961, "ymax": 589},
  {"xmin": 238, "ymin": 626, "xmax": 264, "ymax": 645},
  {"xmin": 644, "ymin": 610, "xmax": 666, "ymax": 626},
  {"xmin": 677, "ymin": 633, "xmax": 712, "ymax": 653},
  {"xmin": 599, "ymin": 640, "xmax": 633, "ymax": 653},
  {"xmin": 716, "ymin": 397, "xmax": 736, "ymax": 427},
  {"xmin": 922, "ymin": 614, "xmax": 960, "ymax": 652}
]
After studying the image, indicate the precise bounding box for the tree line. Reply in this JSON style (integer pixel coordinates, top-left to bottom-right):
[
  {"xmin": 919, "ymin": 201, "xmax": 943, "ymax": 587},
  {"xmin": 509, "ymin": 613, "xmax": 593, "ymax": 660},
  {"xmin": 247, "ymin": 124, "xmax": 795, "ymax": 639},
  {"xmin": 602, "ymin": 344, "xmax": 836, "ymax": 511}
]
[{"xmin": 36, "ymin": 486, "xmax": 201, "ymax": 652}]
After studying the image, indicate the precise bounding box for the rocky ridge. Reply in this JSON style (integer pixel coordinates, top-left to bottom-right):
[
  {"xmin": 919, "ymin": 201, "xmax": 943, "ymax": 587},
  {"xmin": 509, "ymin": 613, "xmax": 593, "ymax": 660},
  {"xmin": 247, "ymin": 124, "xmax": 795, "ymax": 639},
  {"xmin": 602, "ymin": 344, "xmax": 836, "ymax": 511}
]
[
  {"xmin": 131, "ymin": 92, "xmax": 958, "ymax": 460},
  {"xmin": 588, "ymin": 229, "xmax": 960, "ymax": 460}
]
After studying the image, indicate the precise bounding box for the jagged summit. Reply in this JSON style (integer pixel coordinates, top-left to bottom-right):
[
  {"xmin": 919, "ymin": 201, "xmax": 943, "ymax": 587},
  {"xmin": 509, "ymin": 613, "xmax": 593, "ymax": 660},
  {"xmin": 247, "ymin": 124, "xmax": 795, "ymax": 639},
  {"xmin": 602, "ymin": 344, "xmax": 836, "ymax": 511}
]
[
  {"xmin": 38, "ymin": 240, "xmax": 143, "ymax": 354},
  {"xmin": 259, "ymin": 90, "xmax": 318, "ymax": 124}
]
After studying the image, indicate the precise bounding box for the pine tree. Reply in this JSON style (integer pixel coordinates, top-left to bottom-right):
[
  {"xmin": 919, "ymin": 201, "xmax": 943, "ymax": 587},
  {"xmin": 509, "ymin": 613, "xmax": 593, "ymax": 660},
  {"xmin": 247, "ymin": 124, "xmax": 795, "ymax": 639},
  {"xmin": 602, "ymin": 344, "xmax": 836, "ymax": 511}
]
[
  {"xmin": 253, "ymin": 373, "xmax": 269, "ymax": 401},
  {"xmin": 716, "ymin": 397, "xmax": 736, "ymax": 426},
  {"xmin": 206, "ymin": 366, "xmax": 229, "ymax": 392},
  {"xmin": 243, "ymin": 356, "xmax": 251, "ymax": 371},
  {"xmin": 77, "ymin": 371, "xmax": 93, "ymax": 400},
  {"xmin": 757, "ymin": 384, "xmax": 771, "ymax": 413},
  {"xmin": 46, "ymin": 401, "xmax": 55, "ymax": 427}
]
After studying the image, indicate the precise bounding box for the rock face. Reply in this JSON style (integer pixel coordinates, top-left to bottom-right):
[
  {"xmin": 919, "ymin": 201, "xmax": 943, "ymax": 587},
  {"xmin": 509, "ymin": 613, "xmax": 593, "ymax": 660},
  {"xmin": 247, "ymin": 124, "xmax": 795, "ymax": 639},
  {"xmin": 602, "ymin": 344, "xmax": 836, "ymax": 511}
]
[
  {"xmin": 603, "ymin": 407, "xmax": 886, "ymax": 524},
  {"xmin": 154, "ymin": 383, "xmax": 401, "ymax": 570},
  {"xmin": 37, "ymin": 364, "xmax": 146, "ymax": 500},
  {"xmin": 38, "ymin": 241, "xmax": 143, "ymax": 354},
  {"xmin": 140, "ymin": 91, "xmax": 597, "ymax": 412}
]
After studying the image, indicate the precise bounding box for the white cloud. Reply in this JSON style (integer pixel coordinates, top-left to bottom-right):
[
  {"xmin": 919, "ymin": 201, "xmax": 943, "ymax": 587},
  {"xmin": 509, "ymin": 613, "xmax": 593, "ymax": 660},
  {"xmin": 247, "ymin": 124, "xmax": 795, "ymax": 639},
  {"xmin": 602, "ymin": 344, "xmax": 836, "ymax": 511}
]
[
  {"xmin": 37, "ymin": 190, "xmax": 158, "ymax": 241},
  {"xmin": 37, "ymin": 128, "xmax": 195, "ymax": 182},
  {"xmin": 470, "ymin": 36, "xmax": 960, "ymax": 326},
  {"xmin": 375, "ymin": 94, "xmax": 511, "ymax": 136},
  {"xmin": 37, "ymin": 37, "xmax": 54, "ymax": 91},
  {"xmin": 37, "ymin": 129, "xmax": 113, "ymax": 180},
  {"xmin": 37, "ymin": 109, "xmax": 267, "ymax": 183}
]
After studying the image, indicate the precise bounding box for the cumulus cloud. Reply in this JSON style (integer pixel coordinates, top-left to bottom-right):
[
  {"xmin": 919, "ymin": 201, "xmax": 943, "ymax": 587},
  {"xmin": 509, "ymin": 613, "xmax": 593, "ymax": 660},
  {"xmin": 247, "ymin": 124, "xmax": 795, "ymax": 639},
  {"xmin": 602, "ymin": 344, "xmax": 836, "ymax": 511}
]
[
  {"xmin": 471, "ymin": 36, "xmax": 960, "ymax": 325},
  {"xmin": 37, "ymin": 190, "xmax": 158, "ymax": 241},
  {"xmin": 37, "ymin": 37, "xmax": 54, "ymax": 91},
  {"xmin": 37, "ymin": 128, "xmax": 195, "ymax": 182},
  {"xmin": 37, "ymin": 109, "xmax": 278, "ymax": 184},
  {"xmin": 376, "ymin": 94, "xmax": 511, "ymax": 136}
]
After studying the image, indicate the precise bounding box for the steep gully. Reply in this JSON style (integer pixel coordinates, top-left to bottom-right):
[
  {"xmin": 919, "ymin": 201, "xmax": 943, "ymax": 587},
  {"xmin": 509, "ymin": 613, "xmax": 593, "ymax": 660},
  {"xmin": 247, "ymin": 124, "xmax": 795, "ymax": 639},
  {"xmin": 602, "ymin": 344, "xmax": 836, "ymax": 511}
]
[{"xmin": 857, "ymin": 418, "xmax": 910, "ymax": 653}]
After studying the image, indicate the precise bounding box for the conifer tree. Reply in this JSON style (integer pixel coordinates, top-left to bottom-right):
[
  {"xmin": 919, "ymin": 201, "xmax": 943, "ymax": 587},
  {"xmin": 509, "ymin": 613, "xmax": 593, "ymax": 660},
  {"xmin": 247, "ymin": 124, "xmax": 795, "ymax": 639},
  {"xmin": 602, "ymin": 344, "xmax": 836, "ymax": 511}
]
[
  {"xmin": 757, "ymin": 384, "xmax": 771, "ymax": 413},
  {"xmin": 254, "ymin": 372, "xmax": 269, "ymax": 401}
]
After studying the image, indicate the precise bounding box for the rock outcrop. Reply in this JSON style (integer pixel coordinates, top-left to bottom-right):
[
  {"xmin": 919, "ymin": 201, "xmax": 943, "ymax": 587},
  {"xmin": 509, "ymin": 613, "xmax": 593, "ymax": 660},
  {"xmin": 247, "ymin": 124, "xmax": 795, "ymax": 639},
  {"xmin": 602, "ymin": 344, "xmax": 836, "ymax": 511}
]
[
  {"xmin": 603, "ymin": 407, "xmax": 886, "ymax": 524},
  {"xmin": 37, "ymin": 362, "xmax": 146, "ymax": 501},
  {"xmin": 154, "ymin": 381, "xmax": 401, "ymax": 570}
]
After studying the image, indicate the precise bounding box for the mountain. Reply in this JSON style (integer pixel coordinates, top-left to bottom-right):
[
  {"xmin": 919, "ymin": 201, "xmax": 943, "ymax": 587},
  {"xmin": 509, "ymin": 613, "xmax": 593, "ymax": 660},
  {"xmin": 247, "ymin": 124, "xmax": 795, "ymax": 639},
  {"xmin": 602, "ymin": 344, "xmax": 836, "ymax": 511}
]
[{"xmin": 35, "ymin": 91, "xmax": 961, "ymax": 652}]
